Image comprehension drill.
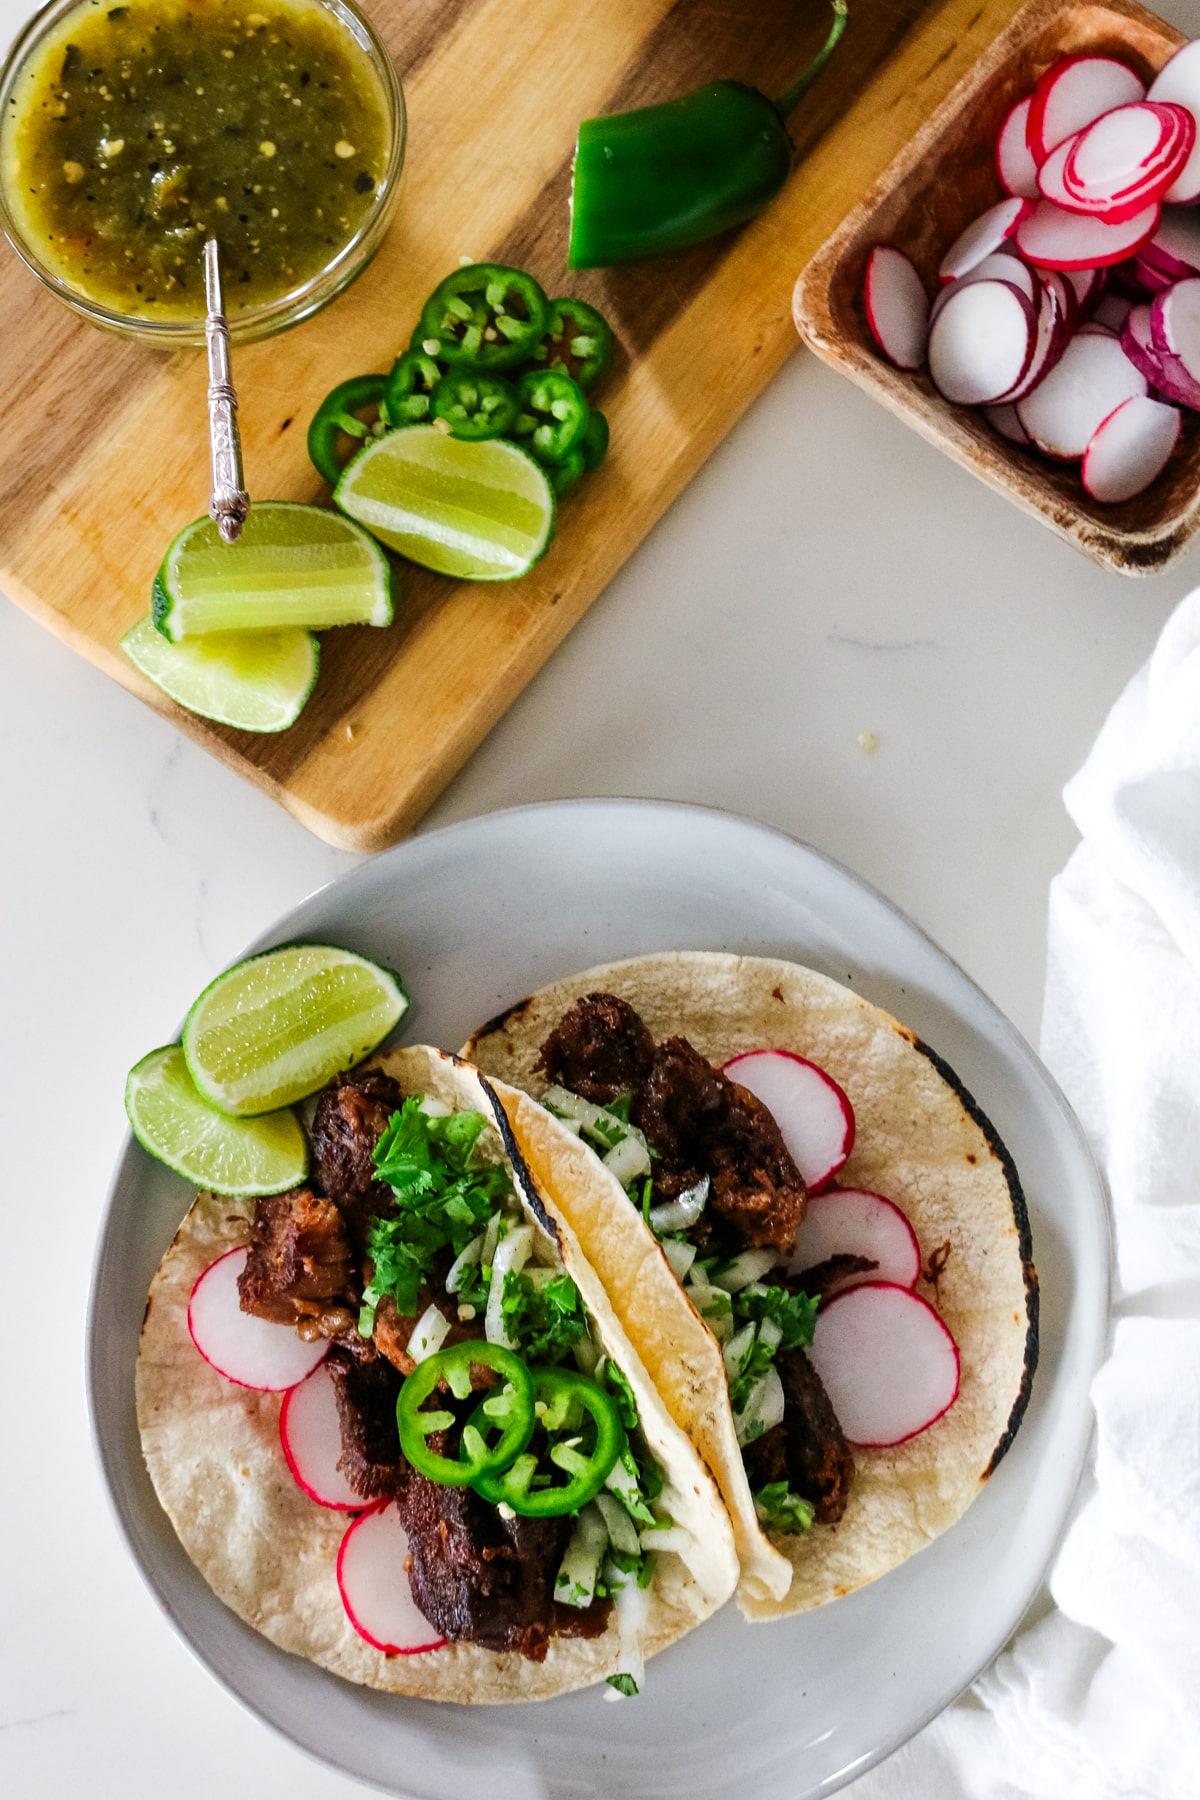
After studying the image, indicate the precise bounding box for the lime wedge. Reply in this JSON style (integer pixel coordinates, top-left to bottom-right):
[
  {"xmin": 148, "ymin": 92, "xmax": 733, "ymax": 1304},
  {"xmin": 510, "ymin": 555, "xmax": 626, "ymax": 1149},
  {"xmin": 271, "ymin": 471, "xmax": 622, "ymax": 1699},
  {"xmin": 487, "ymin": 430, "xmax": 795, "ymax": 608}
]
[
  {"xmin": 334, "ymin": 424, "xmax": 556, "ymax": 580},
  {"xmin": 183, "ymin": 944, "xmax": 408, "ymax": 1116},
  {"xmin": 153, "ymin": 501, "xmax": 393, "ymax": 641},
  {"xmin": 126, "ymin": 1045, "xmax": 308, "ymax": 1195},
  {"xmin": 121, "ymin": 614, "xmax": 319, "ymax": 732}
]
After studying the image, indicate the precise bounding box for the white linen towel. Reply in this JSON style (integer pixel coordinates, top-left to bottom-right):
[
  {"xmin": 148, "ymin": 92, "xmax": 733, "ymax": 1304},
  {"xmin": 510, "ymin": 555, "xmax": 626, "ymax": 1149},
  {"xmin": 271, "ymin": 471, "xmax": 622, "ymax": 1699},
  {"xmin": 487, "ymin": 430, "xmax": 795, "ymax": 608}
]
[{"xmin": 848, "ymin": 589, "xmax": 1200, "ymax": 1800}]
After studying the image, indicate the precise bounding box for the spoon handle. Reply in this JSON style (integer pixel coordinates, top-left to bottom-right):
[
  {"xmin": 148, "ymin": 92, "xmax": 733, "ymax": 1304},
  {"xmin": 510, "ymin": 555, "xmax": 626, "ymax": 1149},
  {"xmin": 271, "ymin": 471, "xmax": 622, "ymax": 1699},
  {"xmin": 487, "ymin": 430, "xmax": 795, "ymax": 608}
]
[{"xmin": 204, "ymin": 239, "xmax": 250, "ymax": 544}]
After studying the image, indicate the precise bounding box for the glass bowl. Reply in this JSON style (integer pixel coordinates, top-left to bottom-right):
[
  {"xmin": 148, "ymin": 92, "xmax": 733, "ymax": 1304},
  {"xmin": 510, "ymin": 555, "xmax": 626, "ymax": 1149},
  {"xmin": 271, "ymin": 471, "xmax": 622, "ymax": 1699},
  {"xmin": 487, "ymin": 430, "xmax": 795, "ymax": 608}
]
[{"xmin": 0, "ymin": 0, "xmax": 405, "ymax": 346}]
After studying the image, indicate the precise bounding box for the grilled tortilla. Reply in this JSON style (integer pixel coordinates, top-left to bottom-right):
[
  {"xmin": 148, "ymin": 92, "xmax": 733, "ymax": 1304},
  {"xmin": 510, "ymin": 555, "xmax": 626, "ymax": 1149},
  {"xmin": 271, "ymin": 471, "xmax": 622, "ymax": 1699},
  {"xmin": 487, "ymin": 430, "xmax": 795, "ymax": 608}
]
[
  {"xmin": 463, "ymin": 953, "xmax": 1039, "ymax": 1620},
  {"xmin": 136, "ymin": 1045, "xmax": 739, "ymax": 1701}
]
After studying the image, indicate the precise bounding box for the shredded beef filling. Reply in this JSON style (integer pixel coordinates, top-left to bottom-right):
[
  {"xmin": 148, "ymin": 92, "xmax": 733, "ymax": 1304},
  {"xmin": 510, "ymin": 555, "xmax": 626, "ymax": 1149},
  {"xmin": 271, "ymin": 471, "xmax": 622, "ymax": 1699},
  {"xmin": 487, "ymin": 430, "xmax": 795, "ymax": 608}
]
[
  {"xmin": 740, "ymin": 1346, "xmax": 855, "ymax": 1526},
  {"xmin": 326, "ymin": 1349, "xmax": 406, "ymax": 1501},
  {"xmin": 237, "ymin": 1187, "xmax": 356, "ymax": 1329},
  {"xmin": 310, "ymin": 1066, "xmax": 405, "ymax": 1252},
  {"xmin": 538, "ymin": 990, "xmax": 655, "ymax": 1104}
]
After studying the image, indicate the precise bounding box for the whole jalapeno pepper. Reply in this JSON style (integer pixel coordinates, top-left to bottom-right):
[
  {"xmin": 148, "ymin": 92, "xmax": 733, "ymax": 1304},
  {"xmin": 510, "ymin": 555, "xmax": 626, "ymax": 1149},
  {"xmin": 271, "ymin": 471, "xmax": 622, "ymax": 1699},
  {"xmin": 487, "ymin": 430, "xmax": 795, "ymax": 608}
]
[
  {"xmin": 395, "ymin": 1341, "xmax": 535, "ymax": 1487},
  {"xmin": 514, "ymin": 369, "xmax": 590, "ymax": 465},
  {"xmin": 470, "ymin": 1366, "xmax": 626, "ymax": 1517},
  {"xmin": 430, "ymin": 371, "xmax": 521, "ymax": 441},
  {"xmin": 307, "ymin": 373, "xmax": 389, "ymax": 485},
  {"xmin": 537, "ymin": 297, "xmax": 613, "ymax": 392},
  {"xmin": 384, "ymin": 350, "xmax": 442, "ymax": 427},
  {"xmin": 417, "ymin": 264, "xmax": 550, "ymax": 371}
]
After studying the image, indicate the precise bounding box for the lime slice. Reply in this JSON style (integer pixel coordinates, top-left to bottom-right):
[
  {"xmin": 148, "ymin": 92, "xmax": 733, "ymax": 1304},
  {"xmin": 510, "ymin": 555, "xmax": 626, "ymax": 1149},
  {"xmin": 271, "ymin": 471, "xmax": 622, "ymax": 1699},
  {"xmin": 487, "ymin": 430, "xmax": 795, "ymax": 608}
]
[
  {"xmin": 126, "ymin": 1045, "xmax": 308, "ymax": 1195},
  {"xmin": 183, "ymin": 944, "xmax": 408, "ymax": 1116},
  {"xmin": 121, "ymin": 614, "xmax": 319, "ymax": 732},
  {"xmin": 334, "ymin": 424, "xmax": 556, "ymax": 581},
  {"xmin": 153, "ymin": 501, "xmax": 393, "ymax": 641}
]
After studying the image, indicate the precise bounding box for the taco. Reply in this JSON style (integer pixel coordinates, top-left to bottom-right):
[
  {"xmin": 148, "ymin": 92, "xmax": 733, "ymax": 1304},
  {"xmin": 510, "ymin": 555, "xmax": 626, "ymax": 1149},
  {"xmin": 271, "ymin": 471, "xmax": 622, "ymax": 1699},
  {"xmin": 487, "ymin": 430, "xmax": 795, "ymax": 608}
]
[
  {"xmin": 463, "ymin": 953, "xmax": 1039, "ymax": 1618},
  {"xmin": 136, "ymin": 1044, "xmax": 738, "ymax": 1701}
]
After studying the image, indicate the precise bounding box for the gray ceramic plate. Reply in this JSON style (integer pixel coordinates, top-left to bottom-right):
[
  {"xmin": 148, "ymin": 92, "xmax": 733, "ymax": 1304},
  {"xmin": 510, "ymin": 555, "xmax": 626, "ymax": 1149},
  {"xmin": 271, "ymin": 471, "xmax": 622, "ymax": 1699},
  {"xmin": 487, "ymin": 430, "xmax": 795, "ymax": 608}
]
[{"xmin": 87, "ymin": 799, "xmax": 1110, "ymax": 1799}]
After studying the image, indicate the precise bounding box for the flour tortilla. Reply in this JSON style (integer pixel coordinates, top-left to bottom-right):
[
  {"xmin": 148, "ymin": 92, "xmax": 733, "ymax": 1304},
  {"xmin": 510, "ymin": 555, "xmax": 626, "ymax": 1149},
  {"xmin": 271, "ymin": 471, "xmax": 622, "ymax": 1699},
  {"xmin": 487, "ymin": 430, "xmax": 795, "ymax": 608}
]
[
  {"xmin": 136, "ymin": 1044, "xmax": 738, "ymax": 1701},
  {"xmin": 463, "ymin": 954, "xmax": 1039, "ymax": 1620}
]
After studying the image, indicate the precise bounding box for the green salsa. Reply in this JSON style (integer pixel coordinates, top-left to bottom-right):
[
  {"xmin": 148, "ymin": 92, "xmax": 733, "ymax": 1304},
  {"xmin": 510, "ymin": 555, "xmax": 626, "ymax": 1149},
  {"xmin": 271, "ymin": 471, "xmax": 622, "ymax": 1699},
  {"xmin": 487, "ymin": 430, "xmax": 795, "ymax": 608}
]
[{"xmin": 1, "ymin": 0, "xmax": 390, "ymax": 322}]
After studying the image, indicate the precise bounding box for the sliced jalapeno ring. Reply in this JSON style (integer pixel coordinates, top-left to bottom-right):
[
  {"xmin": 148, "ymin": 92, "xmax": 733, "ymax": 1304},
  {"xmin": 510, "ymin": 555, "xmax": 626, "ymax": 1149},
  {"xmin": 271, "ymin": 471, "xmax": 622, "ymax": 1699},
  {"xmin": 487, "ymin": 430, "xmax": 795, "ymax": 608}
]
[
  {"xmin": 418, "ymin": 264, "xmax": 550, "ymax": 371},
  {"xmin": 470, "ymin": 1366, "xmax": 626, "ymax": 1517},
  {"xmin": 514, "ymin": 369, "xmax": 590, "ymax": 466},
  {"xmin": 396, "ymin": 1341, "xmax": 535, "ymax": 1487},
  {"xmin": 580, "ymin": 409, "xmax": 609, "ymax": 472},
  {"xmin": 548, "ymin": 447, "xmax": 586, "ymax": 499},
  {"xmin": 430, "ymin": 372, "xmax": 521, "ymax": 442},
  {"xmin": 384, "ymin": 350, "xmax": 442, "ymax": 427},
  {"xmin": 538, "ymin": 296, "xmax": 613, "ymax": 391},
  {"xmin": 307, "ymin": 373, "xmax": 389, "ymax": 485}
]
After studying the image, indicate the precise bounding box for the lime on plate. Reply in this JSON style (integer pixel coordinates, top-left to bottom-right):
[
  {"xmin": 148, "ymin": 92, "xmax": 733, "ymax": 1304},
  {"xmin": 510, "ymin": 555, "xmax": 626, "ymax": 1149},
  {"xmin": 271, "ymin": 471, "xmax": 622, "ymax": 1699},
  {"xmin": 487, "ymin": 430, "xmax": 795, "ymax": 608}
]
[
  {"xmin": 126, "ymin": 1045, "xmax": 308, "ymax": 1195},
  {"xmin": 121, "ymin": 615, "xmax": 319, "ymax": 732},
  {"xmin": 334, "ymin": 424, "xmax": 556, "ymax": 580},
  {"xmin": 183, "ymin": 944, "xmax": 408, "ymax": 1116},
  {"xmin": 153, "ymin": 501, "xmax": 393, "ymax": 641}
]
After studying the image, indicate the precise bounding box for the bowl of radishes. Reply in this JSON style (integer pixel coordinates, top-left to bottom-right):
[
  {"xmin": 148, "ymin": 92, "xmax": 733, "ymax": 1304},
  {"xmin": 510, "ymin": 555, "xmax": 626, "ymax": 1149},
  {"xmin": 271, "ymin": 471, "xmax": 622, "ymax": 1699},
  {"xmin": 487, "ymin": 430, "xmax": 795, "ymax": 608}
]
[{"xmin": 793, "ymin": 0, "xmax": 1200, "ymax": 576}]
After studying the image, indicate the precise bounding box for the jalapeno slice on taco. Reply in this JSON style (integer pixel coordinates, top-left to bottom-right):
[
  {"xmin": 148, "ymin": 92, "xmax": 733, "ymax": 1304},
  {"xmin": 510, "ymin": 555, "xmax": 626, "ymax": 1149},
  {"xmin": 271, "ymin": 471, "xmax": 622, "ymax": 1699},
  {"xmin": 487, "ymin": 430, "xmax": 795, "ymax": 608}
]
[
  {"xmin": 463, "ymin": 953, "xmax": 1039, "ymax": 1619},
  {"xmin": 136, "ymin": 1045, "xmax": 738, "ymax": 1701}
]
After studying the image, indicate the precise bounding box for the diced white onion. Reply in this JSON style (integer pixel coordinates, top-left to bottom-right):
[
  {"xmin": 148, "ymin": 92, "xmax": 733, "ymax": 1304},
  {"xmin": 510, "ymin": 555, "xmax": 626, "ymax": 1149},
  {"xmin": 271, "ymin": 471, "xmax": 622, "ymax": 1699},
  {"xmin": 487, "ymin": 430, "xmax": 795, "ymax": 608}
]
[
  {"xmin": 713, "ymin": 1247, "xmax": 778, "ymax": 1293},
  {"xmin": 660, "ymin": 1236, "xmax": 697, "ymax": 1282},
  {"xmin": 609, "ymin": 1564, "xmax": 650, "ymax": 1692},
  {"xmin": 647, "ymin": 1177, "xmax": 710, "ymax": 1235},
  {"xmin": 685, "ymin": 1278, "xmax": 733, "ymax": 1344},
  {"xmin": 554, "ymin": 1503, "xmax": 609, "ymax": 1609},
  {"xmin": 405, "ymin": 1303, "xmax": 451, "ymax": 1363},
  {"xmin": 417, "ymin": 1096, "xmax": 453, "ymax": 1117},
  {"xmin": 734, "ymin": 1363, "xmax": 785, "ymax": 1447},
  {"xmin": 444, "ymin": 1233, "xmax": 484, "ymax": 1294},
  {"xmin": 757, "ymin": 1314, "xmax": 783, "ymax": 1352},
  {"xmin": 522, "ymin": 1264, "xmax": 560, "ymax": 1291},
  {"xmin": 595, "ymin": 1492, "xmax": 643, "ymax": 1557},
  {"xmin": 604, "ymin": 1452, "xmax": 642, "ymax": 1512},
  {"xmin": 484, "ymin": 1223, "xmax": 533, "ymax": 1347},
  {"xmin": 638, "ymin": 1523, "xmax": 693, "ymax": 1556},
  {"xmin": 542, "ymin": 1086, "xmax": 624, "ymax": 1142},
  {"xmin": 723, "ymin": 1320, "xmax": 757, "ymax": 1380},
  {"xmin": 480, "ymin": 1210, "xmax": 502, "ymax": 1270},
  {"xmin": 604, "ymin": 1131, "xmax": 651, "ymax": 1187},
  {"xmin": 572, "ymin": 1333, "xmax": 600, "ymax": 1376}
]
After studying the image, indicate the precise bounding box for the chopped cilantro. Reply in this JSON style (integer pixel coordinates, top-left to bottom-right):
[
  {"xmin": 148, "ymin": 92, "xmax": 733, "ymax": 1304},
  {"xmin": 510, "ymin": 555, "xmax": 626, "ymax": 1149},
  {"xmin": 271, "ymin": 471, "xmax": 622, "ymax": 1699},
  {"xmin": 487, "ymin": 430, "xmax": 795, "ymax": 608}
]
[
  {"xmin": 607, "ymin": 1673, "xmax": 639, "ymax": 1697},
  {"xmin": 500, "ymin": 1269, "xmax": 585, "ymax": 1363},
  {"xmin": 753, "ymin": 1481, "xmax": 815, "ymax": 1535},
  {"xmin": 733, "ymin": 1283, "xmax": 819, "ymax": 1350}
]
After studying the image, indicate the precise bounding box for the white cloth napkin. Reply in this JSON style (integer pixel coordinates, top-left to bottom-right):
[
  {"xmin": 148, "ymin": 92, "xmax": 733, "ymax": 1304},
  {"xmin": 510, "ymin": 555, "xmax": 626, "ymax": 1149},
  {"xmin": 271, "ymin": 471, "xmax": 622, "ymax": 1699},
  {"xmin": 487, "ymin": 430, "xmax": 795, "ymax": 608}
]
[{"xmin": 848, "ymin": 589, "xmax": 1200, "ymax": 1800}]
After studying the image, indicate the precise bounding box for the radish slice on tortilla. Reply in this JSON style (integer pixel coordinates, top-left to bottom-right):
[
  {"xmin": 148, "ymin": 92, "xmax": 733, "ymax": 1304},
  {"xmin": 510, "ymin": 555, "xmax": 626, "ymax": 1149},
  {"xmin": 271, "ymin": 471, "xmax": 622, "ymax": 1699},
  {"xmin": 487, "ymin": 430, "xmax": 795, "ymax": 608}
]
[
  {"xmin": 997, "ymin": 96, "xmax": 1040, "ymax": 198},
  {"xmin": 1016, "ymin": 198, "xmax": 1161, "ymax": 270},
  {"xmin": 984, "ymin": 401, "xmax": 1032, "ymax": 443},
  {"xmin": 1017, "ymin": 329, "xmax": 1147, "ymax": 458},
  {"xmin": 338, "ymin": 1503, "xmax": 447, "ymax": 1654},
  {"xmin": 280, "ymin": 1361, "xmax": 363, "ymax": 1510},
  {"xmin": 1082, "ymin": 395, "xmax": 1182, "ymax": 501},
  {"xmin": 787, "ymin": 1189, "xmax": 921, "ymax": 1295},
  {"xmin": 809, "ymin": 1282, "xmax": 960, "ymax": 1447},
  {"xmin": 928, "ymin": 280, "xmax": 1035, "ymax": 404},
  {"xmin": 187, "ymin": 1247, "xmax": 328, "ymax": 1391},
  {"xmin": 1027, "ymin": 54, "xmax": 1146, "ymax": 163},
  {"xmin": 1142, "ymin": 208, "xmax": 1200, "ymax": 281},
  {"xmin": 863, "ymin": 246, "xmax": 929, "ymax": 370},
  {"xmin": 937, "ymin": 197, "xmax": 1033, "ymax": 282},
  {"xmin": 723, "ymin": 1050, "xmax": 854, "ymax": 1191},
  {"xmin": 1148, "ymin": 39, "xmax": 1200, "ymax": 201}
]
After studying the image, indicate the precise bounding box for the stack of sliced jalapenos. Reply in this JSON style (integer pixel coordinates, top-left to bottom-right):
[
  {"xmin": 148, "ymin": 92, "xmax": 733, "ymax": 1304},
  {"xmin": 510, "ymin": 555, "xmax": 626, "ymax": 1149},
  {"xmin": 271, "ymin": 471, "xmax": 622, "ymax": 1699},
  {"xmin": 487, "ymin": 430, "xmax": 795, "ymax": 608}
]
[
  {"xmin": 395, "ymin": 1339, "xmax": 627, "ymax": 1518},
  {"xmin": 308, "ymin": 264, "xmax": 614, "ymax": 505}
]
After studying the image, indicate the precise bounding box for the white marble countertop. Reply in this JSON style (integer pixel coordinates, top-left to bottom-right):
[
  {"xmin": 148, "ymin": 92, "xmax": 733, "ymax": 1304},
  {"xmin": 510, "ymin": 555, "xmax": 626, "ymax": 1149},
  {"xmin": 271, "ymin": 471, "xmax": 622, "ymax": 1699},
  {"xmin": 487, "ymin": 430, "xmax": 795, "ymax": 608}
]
[{"xmin": 2, "ymin": 0, "xmax": 1197, "ymax": 1791}]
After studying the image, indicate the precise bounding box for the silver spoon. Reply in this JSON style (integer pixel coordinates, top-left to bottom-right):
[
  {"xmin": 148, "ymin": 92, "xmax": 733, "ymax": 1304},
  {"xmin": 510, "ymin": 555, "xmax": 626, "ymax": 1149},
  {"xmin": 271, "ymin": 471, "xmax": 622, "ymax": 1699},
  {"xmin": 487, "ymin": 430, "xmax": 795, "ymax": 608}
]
[{"xmin": 204, "ymin": 238, "xmax": 250, "ymax": 543}]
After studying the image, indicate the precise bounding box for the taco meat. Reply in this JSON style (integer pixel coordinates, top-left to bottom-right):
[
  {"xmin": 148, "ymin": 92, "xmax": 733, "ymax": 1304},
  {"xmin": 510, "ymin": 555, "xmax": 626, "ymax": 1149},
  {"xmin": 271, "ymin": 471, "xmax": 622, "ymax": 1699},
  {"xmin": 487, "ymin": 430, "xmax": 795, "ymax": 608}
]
[
  {"xmin": 741, "ymin": 1349, "xmax": 855, "ymax": 1525},
  {"xmin": 539, "ymin": 991, "xmax": 654, "ymax": 1103},
  {"xmin": 326, "ymin": 1349, "xmax": 407, "ymax": 1499},
  {"xmin": 310, "ymin": 1066, "xmax": 405, "ymax": 1248},
  {"xmin": 237, "ymin": 1187, "xmax": 357, "ymax": 1330}
]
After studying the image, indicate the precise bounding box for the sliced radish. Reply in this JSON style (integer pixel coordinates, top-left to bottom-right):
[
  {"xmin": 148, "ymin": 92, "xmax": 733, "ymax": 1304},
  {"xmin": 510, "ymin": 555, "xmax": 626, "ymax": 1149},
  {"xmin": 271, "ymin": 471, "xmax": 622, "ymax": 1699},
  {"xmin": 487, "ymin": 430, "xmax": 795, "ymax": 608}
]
[
  {"xmin": 187, "ymin": 1247, "xmax": 328, "ymax": 1391},
  {"xmin": 1142, "ymin": 208, "xmax": 1200, "ymax": 281},
  {"xmin": 1132, "ymin": 252, "xmax": 1176, "ymax": 294},
  {"xmin": 787, "ymin": 1189, "xmax": 921, "ymax": 1295},
  {"xmin": 723, "ymin": 1050, "xmax": 854, "ymax": 1192},
  {"xmin": 1082, "ymin": 395, "xmax": 1182, "ymax": 501},
  {"xmin": 1064, "ymin": 264, "xmax": 1107, "ymax": 315},
  {"xmin": 984, "ymin": 400, "xmax": 1031, "ymax": 443},
  {"xmin": 1017, "ymin": 328, "xmax": 1147, "ymax": 458},
  {"xmin": 337, "ymin": 1502, "xmax": 447, "ymax": 1654},
  {"xmin": 1148, "ymin": 39, "xmax": 1200, "ymax": 201},
  {"xmin": 1027, "ymin": 54, "xmax": 1146, "ymax": 163},
  {"xmin": 996, "ymin": 96, "xmax": 1040, "ymax": 198},
  {"xmin": 1120, "ymin": 302, "xmax": 1164, "ymax": 384},
  {"xmin": 931, "ymin": 253, "xmax": 1038, "ymax": 324},
  {"xmin": 280, "ymin": 1362, "xmax": 364, "ymax": 1510},
  {"xmin": 1093, "ymin": 291, "xmax": 1133, "ymax": 331},
  {"xmin": 864, "ymin": 246, "xmax": 929, "ymax": 370},
  {"xmin": 937, "ymin": 197, "xmax": 1034, "ymax": 282},
  {"xmin": 1152, "ymin": 275, "xmax": 1200, "ymax": 369},
  {"xmin": 928, "ymin": 279, "xmax": 1035, "ymax": 404},
  {"xmin": 809, "ymin": 1281, "xmax": 960, "ymax": 1448},
  {"xmin": 1064, "ymin": 104, "xmax": 1194, "ymax": 210},
  {"xmin": 1016, "ymin": 197, "xmax": 1160, "ymax": 270},
  {"xmin": 993, "ymin": 274, "xmax": 1068, "ymax": 402}
]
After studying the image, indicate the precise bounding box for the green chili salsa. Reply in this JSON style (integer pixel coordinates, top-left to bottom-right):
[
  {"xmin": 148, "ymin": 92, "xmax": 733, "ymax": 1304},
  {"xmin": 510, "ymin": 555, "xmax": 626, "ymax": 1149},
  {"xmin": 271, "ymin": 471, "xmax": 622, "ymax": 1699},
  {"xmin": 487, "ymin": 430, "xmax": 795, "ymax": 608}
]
[{"xmin": 1, "ymin": 0, "xmax": 390, "ymax": 321}]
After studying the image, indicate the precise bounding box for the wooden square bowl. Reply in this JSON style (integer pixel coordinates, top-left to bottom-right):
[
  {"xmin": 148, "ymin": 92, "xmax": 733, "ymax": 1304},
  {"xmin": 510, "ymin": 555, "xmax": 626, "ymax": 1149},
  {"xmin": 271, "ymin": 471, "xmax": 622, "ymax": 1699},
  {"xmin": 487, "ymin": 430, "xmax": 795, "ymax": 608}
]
[{"xmin": 793, "ymin": 0, "xmax": 1197, "ymax": 576}]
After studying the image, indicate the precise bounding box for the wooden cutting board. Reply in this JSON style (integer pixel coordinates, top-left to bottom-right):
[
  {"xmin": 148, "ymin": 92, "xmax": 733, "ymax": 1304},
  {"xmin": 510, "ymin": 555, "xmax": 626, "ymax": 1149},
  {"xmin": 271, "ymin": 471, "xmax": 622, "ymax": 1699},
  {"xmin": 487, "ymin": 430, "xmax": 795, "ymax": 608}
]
[{"xmin": 0, "ymin": 0, "xmax": 1026, "ymax": 849}]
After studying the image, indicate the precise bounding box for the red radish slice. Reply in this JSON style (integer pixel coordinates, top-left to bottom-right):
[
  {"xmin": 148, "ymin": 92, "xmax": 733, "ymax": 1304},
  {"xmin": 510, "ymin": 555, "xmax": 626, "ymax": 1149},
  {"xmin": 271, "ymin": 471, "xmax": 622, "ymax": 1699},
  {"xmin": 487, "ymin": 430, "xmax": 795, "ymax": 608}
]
[
  {"xmin": 280, "ymin": 1362, "xmax": 363, "ymax": 1510},
  {"xmin": 787, "ymin": 1189, "xmax": 921, "ymax": 1295},
  {"xmin": 1152, "ymin": 276, "xmax": 1200, "ymax": 368},
  {"xmin": 1038, "ymin": 113, "xmax": 1187, "ymax": 223},
  {"xmin": 1065, "ymin": 104, "xmax": 1193, "ymax": 205},
  {"xmin": 1017, "ymin": 329, "xmax": 1147, "ymax": 458},
  {"xmin": 1016, "ymin": 198, "xmax": 1160, "ymax": 270},
  {"xmin": 338, "ymin": 1503, "xmax": 447, "ymax": 1654},
  {"xmin": 930, "ymin": 266, "xmax": 1037, "ymax": 334},
  {"xmin": 1082, "ymin": 394, "xmax": 1182, "ymax": 501},
  {"xmin": 928, "ymin": 280, "xmax": 1035, "ymax": 404},
  {"xmin": 864, "ymin": 246, "xmax": 929, "ymax": 370},
  {"xmin": 985, "ymin": 400, "xmax": 1032, "ymax": 443},
  {"xmin": 1120, "ymin": 303, "xmax": 1165, "ymax": 385},
  {"xmin": 1027, "ymin": 54, "xmax": 1146, "ymax": 163},
  {"xmin": 989, "ymin": 278, "xmax": 1064, "ymax": 404},
  {"xmin": 723, "ymin": 1050, "xmax": 854, "ymax": 1191},
  {"xmin": 1064, "ymin": 263, "xmax": 1106, "ymax": 317},
  {"xmin": 1142, "ymin": 208, "xmax": 1200, "ymax": 281},
  {"xmin": 938, "ymin": 197, "xmax": 1034, "ymax": 282},
  {"xmin": 1132, "ymin": 252, "xmax": 1175, "ymax": 294},
  {"xmin": 1094, "ymin": 291, "xmax": 1133, "ymax": 331},
  {"xmin": 809, "ymin": 1282, "xmax": 960, "ymax": 1448},
  {"xmin": 1148, "ymin": 40, "xmax": 1200, "ymax": 201},
  {"xmin": 188, "ymin": 1247, "xmax": 328, "ymax": 1391},
  {"xmin": 997, "ymin": 96, "xmax": 1040, "ymax": 198}
]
